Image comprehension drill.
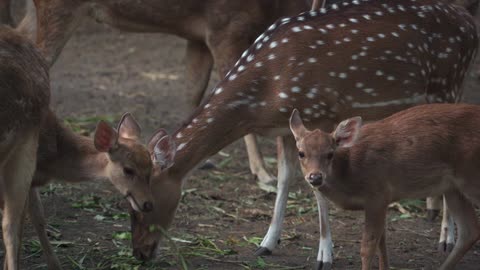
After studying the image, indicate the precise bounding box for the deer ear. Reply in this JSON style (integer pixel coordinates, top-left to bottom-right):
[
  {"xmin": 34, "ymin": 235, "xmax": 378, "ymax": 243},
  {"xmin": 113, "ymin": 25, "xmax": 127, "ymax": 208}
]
[
  {"xmin": 333, "ymin": 116, "xmax": 362, "ymax": 148},
  {"xmin": 94, "ymin": 121, "xmax": 118, "ymax": 152},
  {"xmin": 153, "ymin": 135, "xmax": 176, "ymax": 170},
  {"xmin": 148, "ymin": 128, "xmax": 169, "ymax": 153},
  {"xmin": 289, "ymin": 109, "xmax": 308, "ymax": 140},
  {"xmin": 118, "ymin": 113, "xmax": 141, "ymax": 140}
]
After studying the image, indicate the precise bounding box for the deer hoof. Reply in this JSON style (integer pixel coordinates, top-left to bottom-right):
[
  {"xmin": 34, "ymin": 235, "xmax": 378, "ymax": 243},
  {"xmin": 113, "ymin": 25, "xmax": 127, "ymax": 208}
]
[
  {"xmin": 314, "ymin": 261, "xmax": 332, "ymax": 270},
  {"xmin": 198, "ymin": 159, "xmax": 216, "ymax": 170},
  {"xmin": 438, "ymin": 241, "xmax": 454, "ymax": 253},
  {"xmin": 254, "ymin": 246, "xmax": 272, "ymax": 256},
  {"xmin": 426, "ymin": 209, "xmax": 440, "ymax": 222}
]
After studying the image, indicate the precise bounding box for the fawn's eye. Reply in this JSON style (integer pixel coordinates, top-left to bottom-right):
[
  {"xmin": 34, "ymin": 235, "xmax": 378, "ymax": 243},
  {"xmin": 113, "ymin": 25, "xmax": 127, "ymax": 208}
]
[
  {"xmin": 123, "ymin": 167, "xmax": 136, "ymax": 177},
  {"xmin": 298, "ymin": 151, "xmax": 305, "ymax": 159},
  {"xmin": 327, "ymin": 152, "xmax": 334, "ymax": 160}
]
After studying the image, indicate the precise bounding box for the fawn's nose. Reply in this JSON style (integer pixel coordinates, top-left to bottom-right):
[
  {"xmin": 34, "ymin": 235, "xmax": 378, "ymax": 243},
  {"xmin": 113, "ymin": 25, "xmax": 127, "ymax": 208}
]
[
  {"xmin": 143, "ymin": 201, "xmax": 154, "ymax": 212},
  {"xmin": 307, "ymin": 173, "xmax": 323, "ymax": 186}
]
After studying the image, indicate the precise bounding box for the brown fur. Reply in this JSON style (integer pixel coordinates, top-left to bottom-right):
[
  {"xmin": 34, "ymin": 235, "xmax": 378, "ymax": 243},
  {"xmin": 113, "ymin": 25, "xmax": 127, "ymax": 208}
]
[{"xmin": 291, "ymin": 103, "xmax": 480, "ymax": 269}]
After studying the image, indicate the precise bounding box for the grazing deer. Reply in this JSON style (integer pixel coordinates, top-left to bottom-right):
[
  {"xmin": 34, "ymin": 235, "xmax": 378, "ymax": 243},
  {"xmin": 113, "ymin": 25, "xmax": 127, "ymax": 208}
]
[
  {"xmin": 0, "ymin": 24, "xmax": 49, "ymax": 270},
  {"xmin": 19, "ymin": 0, "xmax": 318, "ymax": 187},
  {"xmin": 25, "ymin": 110, "xmax": 157, "ymax": 269},
  {"xmin": 289, "ymin": 103, "xmax": 480, "ymax": 270},
  {"xmin": 128, "ymin": 0, "xmax": 478, "ymax": 268}
]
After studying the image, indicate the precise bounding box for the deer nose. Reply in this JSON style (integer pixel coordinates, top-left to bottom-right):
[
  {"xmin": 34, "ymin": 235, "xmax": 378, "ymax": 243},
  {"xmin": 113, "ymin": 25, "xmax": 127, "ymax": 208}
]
[
  {"xmin": 143, "ymin": 201, "xmax": 154, "ymax": 212},
  {"xmin": 307, "ymin": 173, "xmax": 323, "ymax": 186}
]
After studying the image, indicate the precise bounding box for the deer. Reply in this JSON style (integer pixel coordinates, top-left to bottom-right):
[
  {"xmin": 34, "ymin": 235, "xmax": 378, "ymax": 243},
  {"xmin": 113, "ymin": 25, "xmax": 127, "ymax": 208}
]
[
  {"xmin": 290, "ymin": 103, "xmax": 480, "ymax": 270},
  {"xmin": 0, "ymin": 0, "xmax": 13, "ymax": 25},
  {"xmin": 24, "ymin": 110, "xmax": 158, "ymax": 270},
  {"xmin": 126, "ymin": 0, "xmax": 478, "ymax": 269}
]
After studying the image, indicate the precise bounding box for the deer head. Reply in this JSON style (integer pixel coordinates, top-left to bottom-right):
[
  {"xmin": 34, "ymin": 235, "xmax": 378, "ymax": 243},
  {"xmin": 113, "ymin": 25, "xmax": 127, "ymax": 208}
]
[
  {"xmin": 129, "ymin": 129, "xmax": 182, "ymax": 260},
  {"xmin": 93, "ymin": 113, "xmax": 155, "ymax": 213},
  {"xmin": 290, "ymin": 109, "xmax": 362, "ymax": 187}
]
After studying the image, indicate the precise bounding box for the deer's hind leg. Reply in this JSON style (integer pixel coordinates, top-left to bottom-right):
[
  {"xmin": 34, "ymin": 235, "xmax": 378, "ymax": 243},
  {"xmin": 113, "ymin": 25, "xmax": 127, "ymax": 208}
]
[{"xmin": 2, "ymin": 131, "xmax": 38, "ymax": 270}]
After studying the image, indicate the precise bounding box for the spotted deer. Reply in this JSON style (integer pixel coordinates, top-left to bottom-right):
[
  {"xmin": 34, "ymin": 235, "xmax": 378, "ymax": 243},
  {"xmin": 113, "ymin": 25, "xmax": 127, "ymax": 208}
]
[
  {"xmin": 127, "ymin": 0, "xmax": 478, "ymax": 268},
  {"xmin": 290, "ymin": 103, "xmax": 480, "ymax": 270},
  {"xmin": 15, "ymin": 0, "xmax": 320, "ymax": 188}
]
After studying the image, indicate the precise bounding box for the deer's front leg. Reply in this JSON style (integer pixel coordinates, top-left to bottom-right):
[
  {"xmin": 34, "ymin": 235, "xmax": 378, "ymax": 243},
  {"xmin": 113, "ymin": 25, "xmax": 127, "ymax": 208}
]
[
  {"xmin": 361, "ymin": 204, "xmax": 388, "ymax": 270},
  {"xmin": 313, "ymin": 190, "xmax": 333, "ymax": 270},
  {"xmin": 255, "ymin": 136, "xmax": 297, "ymax": 255}
]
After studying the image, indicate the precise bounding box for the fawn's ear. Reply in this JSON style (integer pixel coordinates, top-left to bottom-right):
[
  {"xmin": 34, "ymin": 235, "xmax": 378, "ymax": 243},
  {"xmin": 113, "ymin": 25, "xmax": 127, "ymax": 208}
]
[
  {"xmin": 148, "ymin": 128, "xmax": 169, "ymax": 153},
  {"xmin": 333, "ymin": 116, "xmax": 362, "ymax": 148},
  {"xmin": 153, "ymin": 135, "xmax": 176, "ymax": 170},
  {"xmin": 94, "ymin": 121, "xmax": 118, "ymax": 152},
  {"xmin": 289, "ymin": 109, "xmax": 308, "ymax": 140},
  {"xmin": 118, "ymin": 113, "xmax": 142, "ymax": 140}
]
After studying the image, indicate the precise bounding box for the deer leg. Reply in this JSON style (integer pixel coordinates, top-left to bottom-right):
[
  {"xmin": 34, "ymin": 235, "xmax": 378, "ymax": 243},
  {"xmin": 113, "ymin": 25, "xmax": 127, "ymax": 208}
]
[
  {"xmin": 16, "ymin": 0, "xmax": 37, "ymax": 41},
  {"xmin": 377, "ymin": 228, "xmax": 388, "ymax": 270},
  {"xmin": 438, "ymin": 196, "xmax": 455, "ymax": 253},
  {"xmin": 2, "ymin": 133, "xmax": 37, "ymax": 270},
  {"xmin": 0, "ymin": 0, "xmax": 13, "ymax": 26},
  {"xmin": 426, "ymin": 196, "xmax": 442, "ymax": 221},
  {"xmin": 255, "ymin": 135, "xmax": 297, "ymax": 255},
  {"xmin": 312, "ymin": 190, "xmax": 333, "ymax": 270},
  {"xmin": 28, "ymin": 188, "xmax": 62, "ymax": 270},
  {"xmin": 361, "ymin": 204, "xmax": 388, "ymax": 270},
  {"xmin": 439, "ymin": 190, "xmax": 479, "ymax": 270},
  {"xmin": 245, "ymin": 134, "xmax": 276, "ymax": 187},
  {"xmin": 184, "ymin": 40, "xmax": 213, "ymax": 108},
  {"xmin": 33, "ymin": 0, "xmax": 85, "ymax": 66}
]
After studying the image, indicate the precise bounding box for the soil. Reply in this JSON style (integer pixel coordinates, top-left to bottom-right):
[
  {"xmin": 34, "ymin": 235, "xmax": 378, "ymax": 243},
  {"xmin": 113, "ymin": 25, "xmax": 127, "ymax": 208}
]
[{"xmin": 3, "ymin": 10, "xmax": 480, "ymax": 270}]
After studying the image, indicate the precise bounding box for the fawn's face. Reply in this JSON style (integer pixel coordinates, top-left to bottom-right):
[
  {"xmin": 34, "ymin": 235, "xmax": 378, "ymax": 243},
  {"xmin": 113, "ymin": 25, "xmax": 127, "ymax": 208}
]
[
  {"xmin": 129, "ymin": 129, "xmax": 182, "ymax": 261},
  {"xmin": 94, "ymin": 113, "xmax": 155, "ymax": 213},
  {"xmin": 290, "ymin": 109, "xmax": 362, "ymax": 187}
]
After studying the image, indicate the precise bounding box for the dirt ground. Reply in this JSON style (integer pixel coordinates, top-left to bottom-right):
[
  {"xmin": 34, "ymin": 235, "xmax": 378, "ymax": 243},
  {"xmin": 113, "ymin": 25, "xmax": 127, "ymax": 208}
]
[{"xmin": 3, "ymin": 9, "xmax": 480, "ymax": 270}]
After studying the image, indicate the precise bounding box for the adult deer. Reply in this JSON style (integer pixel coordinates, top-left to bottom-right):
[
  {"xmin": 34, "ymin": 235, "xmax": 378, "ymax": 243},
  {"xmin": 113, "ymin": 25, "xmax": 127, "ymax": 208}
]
[
  {"xmin": 290, "ymin": 103, "xmax": 480, "ymax": 270},
  {"xmin": 20, "ymin": 0, "xmax": 320, "ymax": 187},
  {"xmin": 129, "ymin": 0, "xmax": 478, "ymax": 268}
]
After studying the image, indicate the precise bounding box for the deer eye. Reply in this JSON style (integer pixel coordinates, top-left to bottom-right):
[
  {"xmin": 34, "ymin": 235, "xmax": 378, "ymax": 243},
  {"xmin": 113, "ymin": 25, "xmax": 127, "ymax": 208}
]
[
  {"xmin": 327, "ymin": 152, "xmax": 334, "ymax": 160},
  {"xmin": 298, "ymin": 151, "xmax": 305, "ymax": 159},
  {"xmin": 123, "ymin": 167, "xmax": 136, "ymax": 177}
]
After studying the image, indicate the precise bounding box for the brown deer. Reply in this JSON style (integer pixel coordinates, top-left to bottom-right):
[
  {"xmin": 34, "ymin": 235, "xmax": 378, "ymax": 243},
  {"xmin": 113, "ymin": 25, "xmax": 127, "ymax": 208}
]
[
  {"xmin": 26, "ymin": 110, "xmax": 157, "ymax": 269},
  {"xmin": 128, "ymin": 0, "xmax": 478, "ymax": 269},
  {"xmin": 289, "ymin": 103, "xmax": 480, "ymax": 270}
]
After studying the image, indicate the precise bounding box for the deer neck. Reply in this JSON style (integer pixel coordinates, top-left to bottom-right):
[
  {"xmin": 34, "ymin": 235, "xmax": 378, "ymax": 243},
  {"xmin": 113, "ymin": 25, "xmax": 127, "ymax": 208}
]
[
  {"xmin": 35, "ymin": 112, "xmax": 109, "ymax": 185},
  {"xmin": 167, "ymin": 103, "xmax": 250, "ymax": 180}
]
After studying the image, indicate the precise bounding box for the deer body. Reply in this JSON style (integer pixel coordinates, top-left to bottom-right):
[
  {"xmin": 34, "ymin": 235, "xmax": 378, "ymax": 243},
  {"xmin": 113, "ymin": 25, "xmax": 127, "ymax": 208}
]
[
  {"xmin": 290, "ymin": 103, "xmax": 480, "ymax": 269},
  {"xmin": 0, "ymin": 25, "xmax": 49, "ymax": 270},
  {"xmin": 130, "ymin": 0, "xmax": 478, "ymax": 268}
]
